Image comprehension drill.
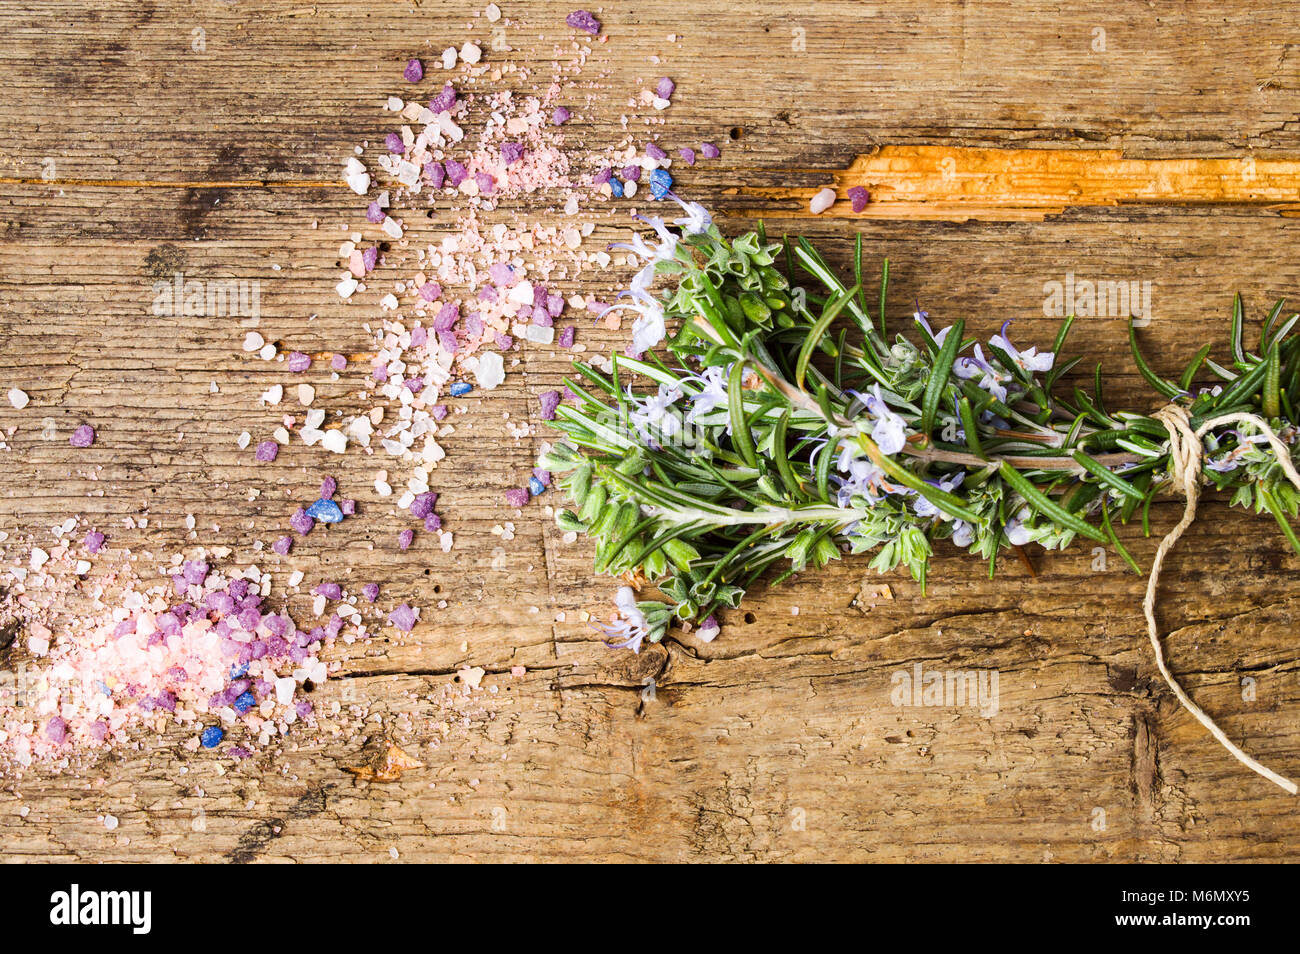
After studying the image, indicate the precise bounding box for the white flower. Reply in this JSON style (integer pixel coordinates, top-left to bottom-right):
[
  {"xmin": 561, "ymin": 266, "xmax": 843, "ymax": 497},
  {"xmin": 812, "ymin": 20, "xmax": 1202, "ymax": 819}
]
[
  {"xmin": 990, "ymin": 322, "xmax": 1054, "ymax": 374},
  {"xmin": 954, "ymin": 344, "xmax": 1009, "ymax": 403},
  {"xmin": 629, "ymin": 383, "xmax": 683, "ymax": 440},
  {"xmin": 599, "ymin": 287, "xmax": 667, "ymax": 354},
  {"xmin": 668, "ymin": 194, "xmax": 711, "ymax": 234},
  {"xmin": 1004, "ymin": 507, "xmax": 1034, "ymax": 545},
  {"xmin": 595, "ymin": 586, "xmax": 650, "ymax": 652},
  {"xmin": 865, "ymin": 384, "xmax": 909, "ymax": 455},
  {"xmin": 913, "ymin": 472, "xmax": 965, "ymax": 519},
  {"xmin": 951, "ymin": 520, "xmax": 975, "ymax": 548},
  {"xmin": 685, "ymin": 365, "xmax": 729, "ymax": 422}
]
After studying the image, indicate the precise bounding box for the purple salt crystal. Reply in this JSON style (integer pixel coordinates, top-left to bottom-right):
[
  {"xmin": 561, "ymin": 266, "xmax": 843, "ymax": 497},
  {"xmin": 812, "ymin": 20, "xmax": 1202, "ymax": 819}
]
[
  {"xmin": 331, "ymin": 353, "xmax": 347, "ymax": 371},
  {"xmin": 419, "ymin": 281, "xmax": 442, "ymax": 302},
  {"xmin": 256, "ymin": 440, "xmax": 279, "ymax": 463},
  {"xmin": 403, "ymin": 57, "xmax": 423, "ymax": 82},
  {"xmin": 266, "ymin": 635, "xmax": 288, "ymax": 657},
  {"xmin": 558, "ymin": 325, "xmax": 576, "ymax": 348},
  {"xmin": 700, "ymin": 142, "xmax": 721, "ymax": 159},
  {"xmin": 89, "ymin": 721, "xmax": 109, "ymax": 742},
  {"xmin": 70, "ymin": 424, "xmax": 95, "ymax": 448},
  {"xmin": 385, "ymin": 132, "xmax": 405, "ymax": 154},
  {"xmin": 501, "ymin": 141, "xmax": 525, "ymax": 166},
  {"xmin": 249, "ymin": 641, "xmax": 268, "ymax": 661},
  {"xmin": 464, "ymin": 314, "xmax": 484, "ymax": 337},
  {"xmin": 114, "ymin": 619, "xmax": 136, "ymax": 638},
  {"xmin": 444, "ymin": 159, "xmax": 468, "ymax": 186},
  {"xmin": 621, "ymin": 164, "xmax": 642, "ymax": 182},
  {"xmin": 495, "ymin": 333, "xmax": 514, "ymax": 350},
  {"xmin": 238, "ymin": 607, "xmax": 262, "ymax": 632},
  {"xmin": 410, "ymin": 492, "xmax": 439, "ymax": 520},
  {"xmin": 425, "ymin": 161, "xmax": 446, "ymax": 190},
  {"xmin": 340, "ymin": 498, "xmax": 356, "ymax": 516},
  {"xmin": 46, "ymin": 716, "xmax": 68, "ymax": 744},
  {"xmin": 372, "ymin": 363, "xmax": 388, "ymax": 382},
  {"xmin": 479, "ymin": 285, "xmax": 499, "ymax": 302},
  {"xmin": 366, "ymin": 200, "xmax": 386, "ymax": 224},
  {"xmin": 847, "ymin": 185, "xmax": 870, "ymax": 213},
  {"xmin": 532, "ymin": 305, "xmax": 553, "ymax": 327},
  {"xmin": 206, "ymin": 591, "xmax": 235, "ymax": 614},
  {"xmin": 288, "ymin": 351, "xmax": 312, "ymax": 372},
  {"xmin": 410, "ymin": 326, "xmax": 428, "ymax": 347},
  {"xmin": 295, "ymin": 700, "xmax": 313, "ymax": 719},
  {"xmin": 431, "ymin": 404, "xmax": 449, "ymax": 421},
  {"xmin": 593, "ymin": 166, "xmax": 612, "ymax": 185},
  {"xmin": 361, "ymin": 583, "xmax": 380, "ymax": 603},
  {"xmin": 264, "ymin": 615, "xmax": 290, "ymax": 638},
  {"xmin": 504, "ymin": 487, "xmax": 530, "ymax": 508},
  {"xmin": 532, "ymin": 467, "xmax": 552, "ymax": 487},
  {"xmin": 228, "ymin": 579, "xmax": 249, "ymax": 601},
  {"xmin": 656, "ymin": 76, "xmax": 675, "ymax": 100},
  {"xmin": 406, "ymin": 377, "xmax": 425, "ymax": 395},
  {"xmin": 539, "ymin": 390, "xmax": 562, "ymax": 420},
  {"xmin": 646, "ymin": 141, "xmax": 667, "ymax": 161},
  {"xmin": 290, "ymin": 507, "xmax": 314, "ymax": 536},
  {"xmin": 289, "ymin": 645, "xmax": 308, "ymax": 663},
  {"xmin": 438, "ymin": 330, "xmax": 458, "ymax": 354},
  {"xmin": 434, "ymin": 301, "xmax": 459, "ymax": 332},
  {"xmin": 552, "ymin": 105, "xmax": 571, "ymax": 125},
  {"xmin": 475, "ymin": 171, "xmax": 496, "ymax": 195},
  {"xmin": 679, "ymin": 147, "xmax": 696, "ymax": 165},
  {"xmin": 546, "ymin": 293, "xmax": 564, "ymax": 317},
  {"xmin": 314, "ymin": 582, "xmax": 343, "ymax": 600},
  {"xmin": 183, "ymin": 560, "xmax": 210, "ymax": 586},
  {"xmin": 320, "ymin": 476, "xmax": 337, "ymax": 499},
  {"xmin": 84, "ymin": 530, "xmax": 105, "ymax": 554},
  {"xmin": 489, "ymin": 262, "xmax": 516, "ymax": 286},
  {"xmin": 398, "ymin": 528, "xmax": 415, "ymax": 551},
  {"xmin": 429, "ymin": 83, "xmax": 457, "ymax": 113},
  {"xmin": 389, "ymin": 603, "xmax": 418, "ymax": 632},
  {"xmin": 424, "ymin": 513, "xmax": 442, "ymax": 532},
  {"xmin": 566, "ymin": 10, "xmax": 601, "ymax": 34},
  {"xmin": 362, "ymin": 245, "xmax": 379, "ymax": 272}
]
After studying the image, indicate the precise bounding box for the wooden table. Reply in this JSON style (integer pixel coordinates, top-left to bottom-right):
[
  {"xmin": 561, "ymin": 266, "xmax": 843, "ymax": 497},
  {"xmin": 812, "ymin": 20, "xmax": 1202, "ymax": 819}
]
[{"xmin": 2, "ymin": 0, "xmax": 1299, "ymax": 862}]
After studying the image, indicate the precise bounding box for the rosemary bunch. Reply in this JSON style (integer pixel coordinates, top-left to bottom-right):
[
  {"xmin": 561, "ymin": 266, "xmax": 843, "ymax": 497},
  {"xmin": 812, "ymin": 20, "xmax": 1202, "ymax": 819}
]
[{"xmin": 540, "ymin": 209, "xmax": 1300, "ymax": 650}]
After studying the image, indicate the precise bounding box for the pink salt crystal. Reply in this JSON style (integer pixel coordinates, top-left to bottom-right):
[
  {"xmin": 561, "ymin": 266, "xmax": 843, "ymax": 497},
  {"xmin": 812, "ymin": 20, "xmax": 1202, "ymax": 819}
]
[
  {"xmin": 558, "ymin": 325, "xmax": 576, "ymax": 348},
  {"xmin": 431, "ymin": 404, "xmax": 449, "ymax": 421},
  {"xmin": 679, "ymin": 147, "xmax": 696, "ymax": 165},
  {"xmin": 488, "ymin": 263, "xmax": 516, "ymax": 286},
  {"xmin": 331, "ymin": 353, "xmax": 348, "ymax": 371},
  {"xmin": 398, "ymin": 529, "xmax": 414, "ymax": 550},
  {"xmin": 504, "ymin": 487, "xmax": 530, "ymax": 508},
  {"xmin": 700, "ymin": 142, "xmax": 721, "ymax": 158},
  {"xmin": 288, "ymin": 352, "xmax": 312, "ymax": 372},
  {"xmin": 475, "ymin": 172, "xmax": 496, "ymax": 195},
  {"xmin": 418, "ymin": 281, "xmax": 442, "ymax": 302},
  {"xmin": 389, "ymin": 603, "xmax": 417, "ymax": 632},
  {"xmin": 255, "ymin": 440, "xmax": 279, "ymax": 462},
  {"xmin": 373, "ymin": 363, "xmax": 389, "ymax": 382},
  {"xmin": 69, "ymin": 424, "xmax": 95, "ymax": 448},
  {"xmin": 410, "ymin": 326, "xmax": 428, "ymax": 347},
  {"xmin": 495, "ymin": 333, "xmax": 514, "ymax": 350},
  {"xmin": 552, "ymin": 106, "xmax": 571, "ymax": 125},
  {"xmin": 547, "ymin": 293, "xmax": 564, "ymax": 316},
  {"xmin": 656, "ymin": 77, "xmax": 675, "ymax": 99}
]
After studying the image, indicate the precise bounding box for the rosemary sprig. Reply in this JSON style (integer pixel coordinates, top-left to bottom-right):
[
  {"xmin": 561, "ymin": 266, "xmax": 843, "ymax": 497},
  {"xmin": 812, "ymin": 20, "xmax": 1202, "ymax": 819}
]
[{"xmin": 541, "ymin": 212, "xmax": 1300, "ymax": 649}]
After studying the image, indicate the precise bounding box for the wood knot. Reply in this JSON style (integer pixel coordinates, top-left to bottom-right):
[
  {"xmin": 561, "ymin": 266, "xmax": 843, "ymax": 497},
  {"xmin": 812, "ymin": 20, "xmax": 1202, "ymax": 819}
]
[{"xmin": 622, "ymin": 642, "xmax": 669, "ymax": 684}]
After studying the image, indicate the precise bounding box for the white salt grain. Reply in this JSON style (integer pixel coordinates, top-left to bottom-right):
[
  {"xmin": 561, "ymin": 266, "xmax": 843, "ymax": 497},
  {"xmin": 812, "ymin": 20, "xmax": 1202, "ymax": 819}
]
[
  {"xmin": 7, "ymin": 388, "xmax": 28, "ymax": 410},
  {"xmin": 810, "ymin": 187, "xmax": 837, "ymax": 214}
]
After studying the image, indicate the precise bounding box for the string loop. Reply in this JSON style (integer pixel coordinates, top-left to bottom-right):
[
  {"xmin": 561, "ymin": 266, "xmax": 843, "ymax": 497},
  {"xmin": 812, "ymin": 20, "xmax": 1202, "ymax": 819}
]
[{"xmin": 1145, "ymin": 404, "xmax": 1300, "ymax": 795}]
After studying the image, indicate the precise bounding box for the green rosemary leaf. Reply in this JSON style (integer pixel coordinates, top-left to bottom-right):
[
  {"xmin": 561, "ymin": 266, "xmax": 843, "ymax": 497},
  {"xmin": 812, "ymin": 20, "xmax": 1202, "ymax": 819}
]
[
  {"xmin": 728, "ymin": 361, "xmax": 760, "ymax": 469},
  {"xmin": 1128, "ymin": 320, "xmax": 1180, "ymax": 399},
  {"xmin": 795, "ymin": 284, "xmax": 859, "ymax": 390},
  {"xmin": 999, "ymin": 460, "xmax": 1108, "ymax": 543},
  {"xmin": 771, "ymin": 410, "xmax": 804, "ymax": 497},
  {"xmin": 877, "ymin": 258, "xmax": 889, "ymax": 338},
  {"xmin": 1263, "ymin": 342, "xmax": 1282, "ymax": 419},
  {"xmin": 1230, "ymin": 292, "xmax": 1246, "ymax": 366},
  {"xmin": 957, "ymin": 396, "xmax": 987, "ymax": 459},
  {"xmin": 1071, "ymin": 451, "xmax": 1146, "ymax": 502},
  {"xmin": 1099, "ymin": 500, "xmax": 1142, "ymax": 574},
  {"xmin": 921, "ymin": 318, "xmax": 964, "ymax": 440},
  {"xmin": 1178, "ymin": 343, "xmax": 1214, "ymax": 392},
  {"xmin": 1259, "ymin": 485, "xmax": 1300, "ymax": 555}
]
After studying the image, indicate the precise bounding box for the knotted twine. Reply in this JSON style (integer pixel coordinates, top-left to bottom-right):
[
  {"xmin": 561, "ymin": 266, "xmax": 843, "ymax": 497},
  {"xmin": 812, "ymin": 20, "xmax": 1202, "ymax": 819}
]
[{"xmin": 1147, "ymin": 404, "xmax": 1300, "ymax": 794}]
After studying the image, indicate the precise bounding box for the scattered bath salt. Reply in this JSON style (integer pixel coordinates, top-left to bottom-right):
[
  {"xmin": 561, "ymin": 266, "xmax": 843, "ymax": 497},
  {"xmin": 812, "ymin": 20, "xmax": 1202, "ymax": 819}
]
[
  {"xmin": 7, "ymin": 388, "xmax": 28, "ymax": 410},
  {"xmin": 243, "ymin": 331, "xmax": 265, "ymax": 352},
  {"xmin": 810, "ymin": 187, "xmax": 837, "ymax": 214}
]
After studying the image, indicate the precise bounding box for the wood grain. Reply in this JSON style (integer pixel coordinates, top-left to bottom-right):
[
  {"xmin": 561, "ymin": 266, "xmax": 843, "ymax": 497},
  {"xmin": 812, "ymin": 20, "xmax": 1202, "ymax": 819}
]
[{"xmin": 2, "ymin": 0, "xmax": 1300, "ymax": 862}]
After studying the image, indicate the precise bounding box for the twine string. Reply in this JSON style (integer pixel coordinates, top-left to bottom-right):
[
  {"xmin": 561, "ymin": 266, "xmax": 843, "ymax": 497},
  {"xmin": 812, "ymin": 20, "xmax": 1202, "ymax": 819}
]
[{"xmin": 1147, "ymin": 404, "xmax": 1300, "ymax": 795}]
